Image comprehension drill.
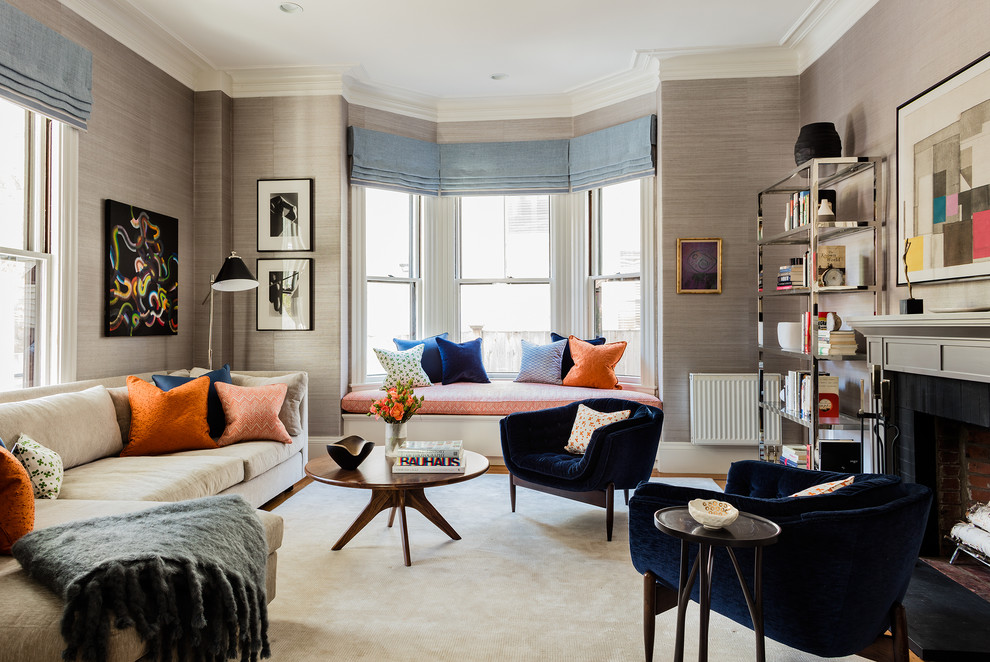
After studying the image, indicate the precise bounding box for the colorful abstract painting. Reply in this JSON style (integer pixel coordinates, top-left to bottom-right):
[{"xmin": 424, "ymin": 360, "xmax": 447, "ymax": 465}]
[
  {"xmin": 105, "ymin": 200, "xmax": 178, "ymax": 336},
  {"xmin": 898, "ymin": 51, "xmax": 990, "ymax": 284}
]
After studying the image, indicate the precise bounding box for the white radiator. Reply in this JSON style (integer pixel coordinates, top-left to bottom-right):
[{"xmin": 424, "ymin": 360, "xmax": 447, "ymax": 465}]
[{"xmin": 689, "ymin": 373, "xmax": 781, "ymax": 445}]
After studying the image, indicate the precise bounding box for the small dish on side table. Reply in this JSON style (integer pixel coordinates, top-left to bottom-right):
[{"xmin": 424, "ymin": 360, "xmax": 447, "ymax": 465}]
[
  {"xmin": 326, "ymin": 436, "xmax": 375, "ymax": 470},
  {"xmin": 687, "ymin": 498, "xmax": 740, "ymax": 530}
]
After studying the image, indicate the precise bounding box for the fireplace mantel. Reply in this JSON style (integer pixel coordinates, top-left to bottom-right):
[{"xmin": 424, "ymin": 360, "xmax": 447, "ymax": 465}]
[{"xmin": 848, "ymin": 312, "xmax": 990, "ymax": 383}]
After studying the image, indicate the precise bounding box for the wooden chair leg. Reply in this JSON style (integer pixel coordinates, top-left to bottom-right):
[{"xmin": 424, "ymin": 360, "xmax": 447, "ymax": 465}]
[
  {"xmin": 857, "ymin": 602, "xmax": 909, "ymax": 662},
  {"xmin": 509, "ymin": 475, "xmax": 516, "ymax": 513},
  {"xmin": 605, "ymin": 483, "xmax": 615, "ymax": 541},
  {"xmin": 644, "ymin": 571, "xmax": 656, "ymax": 662}
]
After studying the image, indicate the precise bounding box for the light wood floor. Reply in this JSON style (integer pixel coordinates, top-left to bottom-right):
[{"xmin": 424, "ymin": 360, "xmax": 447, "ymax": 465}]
[{"xmin": 262, "ymin": 467, "xmax": 922, "ymax": 661}]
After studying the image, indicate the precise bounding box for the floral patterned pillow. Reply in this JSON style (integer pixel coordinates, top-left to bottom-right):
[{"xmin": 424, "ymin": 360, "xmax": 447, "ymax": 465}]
[
  {"xmin": 374, "ymin": 344, "xmax": 432, "ymax": 390},
  {"xmin": 564, "ymin": 404, "xmax": 631, "ymax": 454},
  {"xmin": 789, "ymin": 475, "xmax": 854, "ymax": 497},
  {"xmin": 12, "ymin": 433, "xmax": 63, "ymax": 499}
]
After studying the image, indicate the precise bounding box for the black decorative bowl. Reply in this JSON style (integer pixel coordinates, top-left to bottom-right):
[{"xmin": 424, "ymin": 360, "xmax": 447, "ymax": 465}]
[
  {"xmin": 327, "ymin": 436, "xmax": 375, "ymax": 470},
  {"xmin": 794, "ymin": 122, "xmax": 841, "ymax": 165}
]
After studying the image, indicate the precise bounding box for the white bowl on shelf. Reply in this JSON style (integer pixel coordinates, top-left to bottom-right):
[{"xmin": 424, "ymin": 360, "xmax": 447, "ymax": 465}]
[
  {"xmin": 688, "ymin": 499, "xmax": 740, "ymax": 530},
  {"xmin": 777, "ymin": 321, "xmax": 803, "ymax": 351}
]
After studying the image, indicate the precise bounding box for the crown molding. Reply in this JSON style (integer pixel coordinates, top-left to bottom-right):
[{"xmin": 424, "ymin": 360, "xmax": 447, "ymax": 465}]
[
  {"xmin": 653, "ymin": 46, "xmax": 799, "ymax": 81},
  {"xmin": 58, "ymin": 0, "xmax": 212, "ymax": 89},
  {"xmin": 227, "ymin": 66, "xmax": 352, "ymax": 98},
  {"xmin": 58, "ymin": 0, "xmax": 874, "ymax": 118},
  {"xmin": 783, "ymin": 0, "xmax": 879, "ymax": 72}
]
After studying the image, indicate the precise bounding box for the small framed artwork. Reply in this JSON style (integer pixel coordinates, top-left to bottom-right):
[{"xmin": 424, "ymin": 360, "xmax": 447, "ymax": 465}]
[
  {"xmin": 257, "ymin": 258, "xmax": 313, "ymax": 331},
  {"xmin": 676, "ymin": 238, "xmax": 722, "ymax": 294},
  {"xmin": 105, "ymin": 199, "xmax": 178, "ymax": 336},
  {"xmin": 897, "ymin": 50, "xmax": 990, "ymax": 284},
  {"xmin": 257, "ymin": 178, "xmax": 313, "ymax": 251}
]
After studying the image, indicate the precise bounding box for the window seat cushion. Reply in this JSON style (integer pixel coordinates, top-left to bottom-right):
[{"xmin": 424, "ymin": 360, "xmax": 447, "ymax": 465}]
[{"xmin": 342, "ymin": 381, "xmax": 661, "ymax": 417}]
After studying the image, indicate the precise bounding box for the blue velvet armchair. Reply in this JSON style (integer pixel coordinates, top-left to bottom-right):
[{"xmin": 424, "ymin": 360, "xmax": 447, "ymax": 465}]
[
  {"xmin": 629, "ymin": 460, "xmax": 932, "ymax": 661},
  {"xmin": 500, "ymin": 398, "xmax": 664, "ymax": 540}
]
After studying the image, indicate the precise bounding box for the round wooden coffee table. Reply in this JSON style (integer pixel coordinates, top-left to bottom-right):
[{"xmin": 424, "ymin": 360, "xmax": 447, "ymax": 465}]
[{"xmin": 305, "ymin": 446, "xmax": 489, "ymax": 566}]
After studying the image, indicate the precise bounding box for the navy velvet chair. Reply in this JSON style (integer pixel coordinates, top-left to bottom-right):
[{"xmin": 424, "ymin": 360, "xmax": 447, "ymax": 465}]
[
  {"xmin": 500, "ymin": 398, "xmax": 663, "ymax": 540},
  {"xmin": 629, "ymin": 460, "xmax": 932, "ymax": 662}
]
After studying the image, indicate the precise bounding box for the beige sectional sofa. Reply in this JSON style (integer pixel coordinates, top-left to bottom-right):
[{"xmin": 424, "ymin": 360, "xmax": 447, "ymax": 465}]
[{"xmin": 0, "ymin": 369, "xmax": 308, "ymax": 662}]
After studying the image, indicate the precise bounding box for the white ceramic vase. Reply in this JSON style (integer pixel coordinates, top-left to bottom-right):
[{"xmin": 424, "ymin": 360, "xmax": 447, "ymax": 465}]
[{"xmin": 385, "ymin": 422, "xmax": 407, "ymax": 457}]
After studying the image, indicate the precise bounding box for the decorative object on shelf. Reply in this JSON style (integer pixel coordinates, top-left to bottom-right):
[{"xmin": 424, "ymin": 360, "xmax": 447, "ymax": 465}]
[
  {"xmin": 794, "ymin": 122, "xmax": 841, "ymax": 165},
  {"xmin": 256, "ymin": 258, "xmax": 313, "ymax": 330},
  {"xmin": 326, "ymin": 436, "xmax": 375, "ymax": 470},
  {"xmin": 257, "ymin": 178, "xmax": 313, "ymax": 251},
  {"xmin": 897, "ymin": 51, "xmax": 990, "ymax": 285},
  {"xmin": 105, "ymin": 200, "xmax": 178, "ymax": 337},
  {"xmin": 687, "ymin": 498, "xmax": 739, "ymax": 529},
  {"xmin": 367, "ymin": 379, "xmax": 425, "ymax": 457},
  {"xmin": 817, "ymin": 244, "xmax": 846, "ymax": 286},
  {"xmin": 777, "ymin": 321, "xmax": 803, "ymax": 351},
  {"xmin": 817, "ymin": 198, "xmax": 835, "ymax": 222},
  {"xmin": 676, "ymin": 238, "xmax": 722, "ymax": 294},
  {"xmin": 203, "ymin": 252, "xmax": 258, "ymax": 369},
  {"xmin": 900, "ymin": 235, "xmax": 924, "ymax": 314}
]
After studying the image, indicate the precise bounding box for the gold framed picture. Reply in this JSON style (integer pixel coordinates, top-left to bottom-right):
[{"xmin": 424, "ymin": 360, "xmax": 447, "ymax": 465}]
[{"xmin": 676, "ymin": 238, "xmax": 722, "ymax": 294}]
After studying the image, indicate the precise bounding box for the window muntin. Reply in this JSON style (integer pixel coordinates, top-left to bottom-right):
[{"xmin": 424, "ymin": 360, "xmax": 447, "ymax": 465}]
[
  {"xmin": 592, "ymin": 180, "xmax": 642, "ymax": 379},
  {"xmin": 364, "ymin": 188, "xmax": 419, "ymax": 376}
]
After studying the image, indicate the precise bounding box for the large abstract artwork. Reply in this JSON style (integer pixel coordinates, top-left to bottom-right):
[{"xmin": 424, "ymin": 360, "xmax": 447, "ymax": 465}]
[
  {"xmin": 898, "ymin": 51, "xmax": 990, "ymax": 284},
  {"xmin": 105, "ymin": 200, "xmax": 178, "ymax": 336}
]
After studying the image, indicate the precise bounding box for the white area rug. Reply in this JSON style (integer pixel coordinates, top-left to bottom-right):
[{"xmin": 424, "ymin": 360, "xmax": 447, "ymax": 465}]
[{"xmin": 266, "ymin": 474, "xmax": 863, "ymax": 661}]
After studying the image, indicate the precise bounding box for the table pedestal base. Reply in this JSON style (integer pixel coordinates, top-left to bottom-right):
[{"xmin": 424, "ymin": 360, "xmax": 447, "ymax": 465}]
[{"xmin": 330, "ymin": 488, "xmax": 460, "ymax": 566}]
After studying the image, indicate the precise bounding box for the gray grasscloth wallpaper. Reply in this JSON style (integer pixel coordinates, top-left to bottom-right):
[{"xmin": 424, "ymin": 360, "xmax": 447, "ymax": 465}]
[{"xmin": 801, "ymin": 0, "xmax": 990, "ymax": 312}]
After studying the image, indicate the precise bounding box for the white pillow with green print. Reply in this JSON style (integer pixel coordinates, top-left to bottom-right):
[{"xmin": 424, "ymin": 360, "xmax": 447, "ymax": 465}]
[
  {"xmin": 373, "ymin": 344, "xmax": 432, "ymax": 390},
  {"xmin": 12, "ymin": 433, "xmax": 63, "ymax": 499}
]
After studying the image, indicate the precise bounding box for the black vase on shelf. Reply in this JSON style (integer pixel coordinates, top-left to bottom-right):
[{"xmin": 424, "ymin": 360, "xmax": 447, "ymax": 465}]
[{"xmin": 794, "ymin": 122, "xmax": 842, "ymax": 166}]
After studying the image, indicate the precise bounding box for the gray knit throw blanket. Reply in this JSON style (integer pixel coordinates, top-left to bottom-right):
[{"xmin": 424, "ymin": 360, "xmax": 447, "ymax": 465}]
[{"xmin": 12, "ymin": 495, "xmax": 271, "ymax": 662}]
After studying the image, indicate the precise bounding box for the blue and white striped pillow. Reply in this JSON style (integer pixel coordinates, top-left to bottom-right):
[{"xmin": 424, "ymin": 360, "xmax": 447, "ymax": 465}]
[{"xmin": 514, "ymin": 339, "xmax": 567, "ymax": 385}]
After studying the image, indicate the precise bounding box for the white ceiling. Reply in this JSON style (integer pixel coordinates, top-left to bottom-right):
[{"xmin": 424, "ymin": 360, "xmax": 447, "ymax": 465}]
[{"xmin": 60, "ymin": 0, "xmax": 877, "ymax": 119}]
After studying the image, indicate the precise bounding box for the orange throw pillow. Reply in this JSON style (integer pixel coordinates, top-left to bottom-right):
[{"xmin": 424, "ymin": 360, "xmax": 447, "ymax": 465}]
[
  {"xmin": 0, "ymin": 446, "xmax": 34, "ymax": 554},
  {"xmin": 214, "ymin": 382, "xmax": 293, "ymax": 446},
  {"xmin": 122, "ymin": 375, "xmax": 217, "ymax": 456},
  {"xmin": 562, "ymin": 335, "xmax": 627, "ymax": 389}
]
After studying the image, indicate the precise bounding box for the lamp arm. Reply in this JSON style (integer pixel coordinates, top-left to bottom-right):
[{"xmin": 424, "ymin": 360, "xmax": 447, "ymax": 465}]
[{"xmin": 207, "ymin": 276, "xmax": 215, "ymax": 370}]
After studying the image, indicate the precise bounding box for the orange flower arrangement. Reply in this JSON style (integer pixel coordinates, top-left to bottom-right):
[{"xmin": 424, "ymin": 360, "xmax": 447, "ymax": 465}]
[{"xmin": 367, "ymin": 379, "xmax": 425, "ymax": 424}]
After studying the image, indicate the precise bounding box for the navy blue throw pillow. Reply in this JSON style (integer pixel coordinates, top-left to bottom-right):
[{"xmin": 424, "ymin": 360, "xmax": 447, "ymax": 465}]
[
  {"xmin": 394, "ymin": 332, "xmax": 448, "ymax": 383},
  {"xmin": 436, "ymin": 337, "xmax": 490, "ymax": 384},
  {"xmin": 550, "ymin": 333, "xmax": 606, "ymax": 380},
  {"xmin": 153, "ymin": 364, "xmax": 232, "ymax": 438}
]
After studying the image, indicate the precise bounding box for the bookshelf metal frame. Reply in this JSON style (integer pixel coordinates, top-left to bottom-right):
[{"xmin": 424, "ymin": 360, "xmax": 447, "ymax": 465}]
[{"xmin": 756, "ymin": 157, "xmax": 884, "ymax": 468}]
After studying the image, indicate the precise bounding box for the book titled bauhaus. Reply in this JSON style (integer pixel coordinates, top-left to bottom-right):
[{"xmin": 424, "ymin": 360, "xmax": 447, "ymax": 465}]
[{"xmin": 391, "ymin": 454, "xmax": 465, "ymax": 473}]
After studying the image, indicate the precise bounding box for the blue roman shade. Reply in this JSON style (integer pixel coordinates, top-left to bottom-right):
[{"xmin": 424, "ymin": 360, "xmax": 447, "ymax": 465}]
[
  {"xmin": 0, "ymin": 1, "xmax": 93, "ymax": 130},
  {"xmin": 348, "ymin": 127, "xmax": 440, "ymax": 196},
  {"xmin": 347, "ymin": 114, "xmax": 656, "ymax": 196},
  {"xmin": 439, "ymin": 139, "xmax": 570, "ymax": 196},
  {"xmin": 569, "ymin": 115, "xmax": 657, "ymax": 192}
]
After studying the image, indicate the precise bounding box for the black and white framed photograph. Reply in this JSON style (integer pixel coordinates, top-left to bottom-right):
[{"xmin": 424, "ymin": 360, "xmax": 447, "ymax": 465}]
[
  {"xmin": 256, "ymin": 258, "xmax": 313, "ymax": 331},
  {"xmin": 257, "ymin": 178, "xmax": 313, "ymax": 251}
]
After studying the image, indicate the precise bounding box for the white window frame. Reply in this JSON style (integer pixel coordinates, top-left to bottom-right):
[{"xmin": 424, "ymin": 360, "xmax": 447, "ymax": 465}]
[
  {"xmin": 0, "ymin": 104, "xmax": 73, "ymax": 388},
  {"xmin": 350, "ymin": 179, "xmax": 657, "ymax": 392}
]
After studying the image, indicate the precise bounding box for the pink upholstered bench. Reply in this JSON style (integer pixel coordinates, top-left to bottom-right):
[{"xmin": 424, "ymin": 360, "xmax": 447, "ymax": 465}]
[{"xmin": 341, "ymin": 381, "xmax": 662, "ymax": 459}]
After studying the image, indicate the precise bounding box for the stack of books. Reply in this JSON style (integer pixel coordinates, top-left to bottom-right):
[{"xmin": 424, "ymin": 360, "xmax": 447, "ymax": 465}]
[
  {"xmin": 391, "ymin": 440, "xmax": 465, "ymax": 473},
  {"xmin": 826, "ymin": 330, "xmax": 858, "ymax": 355},
  {"xmin": 776, "ymin": 257, "xmax": 807, "ymax": 290},
  {"xmin": 779, "ymin": 444, "xmax": 809, "ymax": 469}
]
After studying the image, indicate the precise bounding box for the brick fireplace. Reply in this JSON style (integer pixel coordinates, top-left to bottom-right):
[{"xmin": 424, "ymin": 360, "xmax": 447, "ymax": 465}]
[{"xmin": 888, "ymin": 371, "xmax": 990, "ymax": 555}]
